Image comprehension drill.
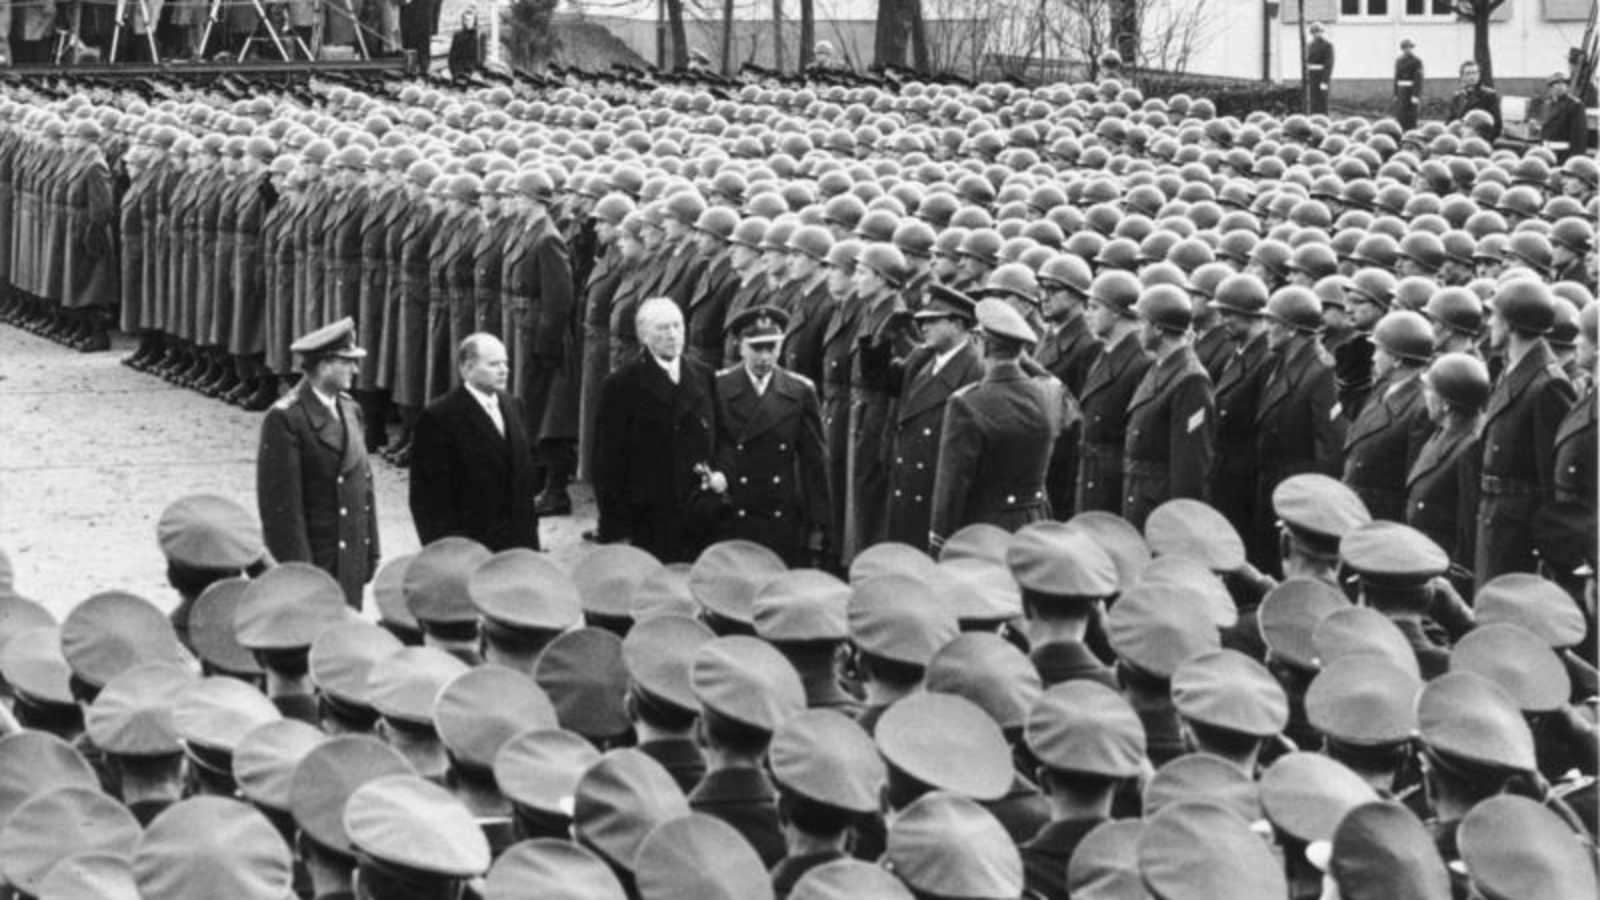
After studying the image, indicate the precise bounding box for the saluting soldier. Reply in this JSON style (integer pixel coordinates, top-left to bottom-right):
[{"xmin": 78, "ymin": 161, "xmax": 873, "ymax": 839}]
[
  {"xmin": 714, "ymin": 306, "xmax": 832, "ymax": 565},
  {"xmin": 1394, "ymin": 39, "xmax": 1424, "ymax": 131},
  {"xmin": 886, "ymin": 287, "xmax": 983, "ymax": 551},
  {"xmin": 1120, "ymin": 284, "xmax": 1215, "ymax": 529},
  {"xmin": 255, "ymin": 318, "xmax": 380, "ymax": 608}
]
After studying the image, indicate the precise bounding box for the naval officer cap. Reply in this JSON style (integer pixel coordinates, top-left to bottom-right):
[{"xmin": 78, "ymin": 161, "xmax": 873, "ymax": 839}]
[
  {"xmin": 290, "ymin": 735, "xmax": 415, "ymax": 856},
  {"xmin": 494, "ymin": 727, "xmax": 601, "ymax": 817},
  {"xmin": 725, "ymin": 304, "xmax": 790, "ymax": 343},
  {"xmin": 234, "ymin": 563, "xmax": 349, "ymax": 651},
  {"xmin": 0, "ymin": 732, "xmax": 97, "ymax": 824},
  {"xmin": 156, "ymin": 494, "xmax": 265, "ymax": 570},
  {"xmin": 133, "ymin": 798, "xmax": 290, "ymax": 900},
  {"xmin": 344, "ymin": 775, "xmax": 491, "ymax": 880},
  {"xmin": 1172, "ymin": 649, "xmax": 1289, "ymax": 737},
  {"xmin": 482, "ymin": 839, "xmax": 627, "ymax": 900},
  {"xmin": 1005, "ymin": 521, "xmax": 1120, "ymax": 598},
  {"xmin": 1143, "ymin": 754, "xmax": 1262, "ymax": 822},
  {"xmin": 790, "ymin": 859, "xmax": 914, "ymax": 900},
  {"xmin": 404, "ymin": 536, "xmax": 493, "ymax": 626},
  {"xmin": 886, "ymin": 792, "xmax": 1024, "ymax": 900},
  {"xmin": 927, "ymin": 632, "xmax": 1041, "ymax": 731},
  {"xmin": 1311, "ymin": 605, "xmax": 1422, "ymax": 676},
  {"xmin": 534, "ymin": 627, "xmax": 630, "ymax": 740},
  {"xmin": 573, "ymin": 749, "xmax": 690, "ymax": 870},
  {"xmin": 1106, "ymin": 583, "xmax": 1220, "ymax": 679},
  {"xmin": 1144, "ymin": 499, "xmax": 1245, "ymax": 572},
  {"xmin": 847, "ymin": 574, "xmax": 960, "ymax": 667},
  {"xmin": 1258, "ymin": 752, "xmax": 1378, "ymax": 843},
  {"xmin": 1, "ymin": 625, "xmax": 73, "ymax": 707},
  {"xmin": 85, "ymin": 662, "xmax": 198, "ymax": 757},
  {"xmin": 876, "ymin": 693, "xmax": 1013, "ymax": 801},
  {"xmin": 435, "ymin": 666, "xmax": 559, "ymax": 770},
  {"xmin": 1258, "ymin": 578, "xmax": 1350, "ymax": 671},
  {"xmin": 689, "ymin": 540, "xmax": 788, "ymax": 627},
  {"xmin": 232, "ymin": 719, "xmax": 328, "ymax": 814},
  {"xmin": 1138, "ymin": 800, "xmax": 1287, "ymax": 900},
  {"xmin": 1449, "ymin": 622, "xmax": 1570, "ymax": 713},
  {"xmin": 1066, "ymin": 820, "xmax": 1150, "ymax": 900},
  {"xmin": 309, "ymin": 620, "xmax": 403, "ymax": 710},
  {"xmin": 365, "ymin": 646, "xmax": 469, "ymax": 727},
  {"xmin": 188, "ymin": 579, "xmax": 262, "ymax": 677},
  {"xmin": 61, "ymin": 591, "xmax": 183, "ymax": 689},
  {"xmin": 36, "ymin": 851, "xmax": 140, "ymax": 900},
  {"xmin": 0, "ymin": 787, "xmax": 140, "ymax": 896},
  {"xmin": 1327, "ymin": 801, "xmax": 1451, "ymax": 900},
  {"xmin": 975, "ymin": 296, "xmax": 1038, "ymax": 344},
  {"xmin": 1339, "ymin": 521, "xmax": 1448, "ymax": 585},
  {"xmin": 1271, "ymin": 474, "xmax": 1372, "ymax": 548},
  {"xmin": 1458, "ymin": 795, "xmax": 1598, "ymax": 900},
  {"xmin": 633, "ymin": 814, "xmax": 774, "ymax": 900},
  {"xmin": 1418, "ymin": 672, "xmax": 1536, "ymax": 772},
  {"xmin": 752, "ymin": 569, "xmax": 850, "ymax": 643},
  {"xmin": 468, "ymin": 548, "xmax": 583, "ymax": 632},
  {"xmin": 691, "ymin": 636, "xmax": 805, "ymax": 732},
  {"xmin": 1066, "ymin": 511, "xmax": 1153, "ymax": 592},
  {"xmin": 290, "ymin": 316, "xmax": 367, "ymax": 360},
  {"xmin": 1025, "ymin": 681, "xmax": 1146, "ymax": 778},
  {"xmin": 621, "ymin": 614, "xmax": 714, "ymax": 711},
  {"xmin": 770, "ymin": 709, "xmax": 886, "ymax": 814},
  {"xmin": 1305, "ymin": 656, "xmax": 1422, "ymax": 746},
  {"xmin": 573, "ymin": 545, "xmax": 664, "ymax": 620},
  {"xmin": 1474, "ymin": 572, "xmax": 1588, "ymax": 648}
]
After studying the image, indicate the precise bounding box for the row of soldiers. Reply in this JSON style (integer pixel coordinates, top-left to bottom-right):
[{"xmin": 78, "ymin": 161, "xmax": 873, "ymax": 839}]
[{"xmin": 0, "ymin": 464, "xmax": 1593, "ymax": 899}]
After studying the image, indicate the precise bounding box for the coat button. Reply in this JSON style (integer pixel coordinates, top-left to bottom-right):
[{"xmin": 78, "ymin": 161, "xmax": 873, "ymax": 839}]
[
  {"xmin": 915, "ymin": 495, "xmax": 923, "ymax": 502},
  {"xmin": 340, "ymin": 507, "xmax": 348, "ymax": 516},
  {"xmin": 923, "ymin": 428, "xmax": 932, "ymax": 436},
  {"xmin": 339, "ymin": 541, "xmax": 347, "ymax": 549},
  {"xmin": 773, "ymin": 476, "xmax": 781, "ymax": 484},
  {"xmin": 894, "ymin": 490, "xmax": 902, "ymax": 497},
  {"xmin": 1006, "ymin": 494, "xmax": 1016, "ymax": 504},
  {"xmin": 739, "ymin": 477, "xmax": 748, "ymax": 484}
]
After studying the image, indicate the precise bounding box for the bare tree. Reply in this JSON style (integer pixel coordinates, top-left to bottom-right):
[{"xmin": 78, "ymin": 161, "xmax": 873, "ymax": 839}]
[{"xmin": 1434, "ymin": 0, "xmax": 1506, "ymax": 84}]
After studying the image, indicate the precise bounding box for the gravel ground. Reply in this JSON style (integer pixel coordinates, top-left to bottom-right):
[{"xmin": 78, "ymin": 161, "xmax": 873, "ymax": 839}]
[{"xmin": 0, "ymin": 324, "xmax": 599, "ymax": 619}]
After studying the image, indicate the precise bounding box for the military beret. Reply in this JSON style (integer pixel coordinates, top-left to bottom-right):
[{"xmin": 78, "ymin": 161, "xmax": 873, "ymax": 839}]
[
  {"xmin": 1066, "ymin": 511, "xmax": 1153, "ymax": 592},
  {"xmin": 134, "ymin": 798, "xmax": 291, "ymax": 900},
  {"xmin": 750, "ymin": 569, "xmax": 849, "ymax": 643},
  {"xmin": 885, "ymin": 792, "xmax": 1023, "ymax": 899},
  {"xmin": 1065, "ymin": 820, "xmax": 1149, "ymax": 900},
  {"xmin": 1144, "ymin": 499, "xmax": 1245, "ymax": 571},
  {"xmin": 535, "ymin": 628, "xmax": 630, "ymax": 739},
  {"xmin": 634, "ymin": 814, "xmax": 774, "ymax": 900},
  {"xmin": 36, "ymin": 851, "xmax": 140, "ymax": 900},
  {"xmin": 1257, "ymin": 578, "xmax": 1350, "ymax": 671},
  {"xmin": 573, "ymin": 749, "xmax": 690, "ymax": 870},
  {"xmin": 174, "ymin": 676, "xmax": 280, "ymax": 756},
  {"xmin": 1259, "ymin": 752, "xmax": 1377, "ymax": 842},
  {"xmin": 233, "ymin": 719, "xmax": 327, "ymax": 814},
  {"xmin": 60, "ymin": 591, "xmax": 184, "ymax": 688},
  {"xmin": 309, "ymin": 620, "xmax": 403, "ymax": 709},
  {"xmin": 0, "ymin": 625, "xmax": 72, "ymax": 707},
  {"xmin": 1339, "ymin": 522, "xmax": 1448, "ymax": 584},
  {"xmin": 876, "ymin": 693, "xmax": 1012, "ymax": 801},
  {"xmin": 86, "ymin": 662, "xmax": 197, "ymax": 757},
  {"xmin": 1474, "ymin": 573, "xmax": 1587, "ymax": 647},
  {"xmin": 1328, "ymin": 801, "xmax": 1451, "ymax": 900},
  {"xmin": 689, "ymin": 540, "xmax": 787, "ymax": 625},
  {"xmin": 630, "ymin": 563, "xmax": 698, "ymax": 621},
  {"xmin": 0, "ymin": 732, "xmax": 97, "ymax": 828},
  {"xmin": 1005, "ymin": 521, "xmax": 1119, "ymax": 598},
  {"xmin": 1143, "ymin": 754, "xmax": 1261, "ymax": 823},
  {"xmin": 371, "ymin": 554, "xmax": 421, "ymax": 640},
  {"xmin": 926, "ymin": 632, "xmax": 1040, "ymax": 731},
  {"xmin": 235, "ymin": 563, "xmax": 349, "ymax": 651},
  {"xmin": 156, "ymin": 494, "xmax": 265, "ymax": 570},
  {"xmin": 1305, "ymin": 657, "xmax": 1421, "ymax": 747},
  {"xmin": 848, "ymin": 542, "xmax": 940, "ymax": 585},
  {"xmin": 1138, "ymin": 800, "xmax": 1288, "ymax": 900},
  {"xmin": 1138, "ymin": 556, "xmax": 1238, "ymax": 629},
  {"xmin": 290, "ymin": 735, "xmax": 415, "ymax": 855},
  {"xmin": 187, "ymin": 579, "xmax": 262, "ymax": 677},
  {"xmin": 790, "ymin": 859, "xmax": 914, "ymax": 900},
  {"xmin": 1171, "ymin": 649, "xmax": 1288, "ymax": 737},
  {"xmin": 571, "ymin": 546, "xmax": 663, "ymax": 620},
  {"xmin": 1417, "ymin": 672, "xmax": 1536, "ymax": 772},
  {"xmin": 494, "ymin": 727, "xmax": 601, "ymax": 818},
  {"xmin": 1449, "ymin": 622, "xmax": 1570, "ymax": 713},
  {"xmin": 365, "ymin": 646, "xmax": 469, "ymax": 726},
  {"xmin": 847, "ymin": 574, "xmax": 960, "ymax": 667},
  {"xmin": 0, "ymin": 787, "xmax": 141, "ymax": 896},
  {"xmin": 938, "ymin": 523, "xmax": 1013, "ymax": 565},
  {"xmin": 621, "ymin": 614, "xmax": 713, "ymax": 711},
  {"xmin": 404, "ymin": 537, "xmax": 493, "ymax": 626},
  {"xmin": 1271, "ymin": 474, "xmax": 1372, "ymax": 545},
  {"xmin": 1025, "ymin": 680, "xmax": 1146, "ymax": 778},
  {"xmin": 1458, "ymin": 795, "xmax": 1597, "ymax": 900},
  {"xmin": 1311, "ymin": 606, "xmax": 1421, "ymax": 677},
  {"xmin": 769, "ymin": 708, "xmax": 885, "ymax": 813},
  {"xmin": 1106, "ymin": 583, "xmax": 1220, "ymax": 679},
  {"xmin": 482, "ymin": 839, "xmax": 628, "ymax": 900},
  {"xmin": 468, "ymin": 548, "xmax": 583, "ymax": 632},
  {"xmin": 289, "ymin": 316, "xmax": 365, "ymax": 359},
  {"xmin": 690, "ymin": 636, "xmax": 805, "ymax": 732},
  {"xmin": 344, "ymin": 775, "xmax": 490, "ymax": 879}
]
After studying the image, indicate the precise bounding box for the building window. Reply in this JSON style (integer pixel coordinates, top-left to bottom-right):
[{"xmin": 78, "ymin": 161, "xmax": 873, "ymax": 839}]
[
  {"xmin": 1341, "ymin": 0, "xmax": 1390, "ymax": 16},
  {"xmin": 1403, "ymin": 0, "xmax": 1453, "ymax": 15}
]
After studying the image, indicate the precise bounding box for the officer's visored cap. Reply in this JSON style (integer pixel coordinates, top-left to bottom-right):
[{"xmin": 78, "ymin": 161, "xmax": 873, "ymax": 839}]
[
  {"xmin": 848, "ymin": 542, "xmax": 940, "ymax": 585},
  {"xmin": 1138, "ymin": 800, "xmax": 1288, "ymax": 900},
  {"xmin": 689, "ymin": 540, "xmax": 788, "ymax": 626},
  {"xmin": 885, "ymin": 792, "xmax": 1024, "ymax": 899},
  {"xmin": 914, "ymin": 285, "xmax": 978, "ymax": 322},
  {"xmin": 61, "ymin": 591, "xmax": 184, "ymax": 688},
  {"xmin": 344, "ymin": 775, "xmax": 491, "ymax": 879},
  {"xmin": 1327, "ymin": 801, "xmax": 1451, "ymax": 900},
  {"xmin": 1026, "ymin": 681, "xmax": 1146, "ymax": 778},
  {"xmin": 1143, "ymin": 499, "xmax": 1244, "ymax": 572},
  {"xmin": 188, "ymin": 579, "xmax": 261, "ymax": 676},
  {"xmin": 1005, "ymin": 521, "xmax": 1119, "ymax": 598},
  {"xmin": 435, "ymin": 666, "xmax": 559, "ymax": 770},
  {"xmin": 630, "ymin": 563, "xmax": 698, "ymax": 621},
  {"xmin": 573, "ymin": 749, "xmax": 690, "ymax": 870},
  {"xmin": 938, "ymin": 523, "xmax": 1013, "ymax": 564},
  {"xmin": 751, "ymin": 569, "xmax": 850, "ymax": 643},
  {"xmin": 790, "ymin": 859, "xmax": 914, "ymax": 900},
  {"xmin": 235, "ymin": 562, "xmax": 349, "ymax": 651},
  {"xmin": 930, "ymin": 557, "xmax": 1022, "ymax": 623},
  {"xmin": 621, "ymin": 614, "xmax": 713, "ymax": 711},
  {"xmin": 1338, "ymin": 521, "xmax": 1448, "ymax": 585},
  {"xmin": 290, "ymin": 735, "xmax": 414, "ymax": 856},
  {"xmin": 85, "ymin": 662, "xmax": 198, "ymax": 757},
  {"xmin": 0, "ymin": 625, "xmax": 72, "ymax": 706},
  {"xmin": 572, "ymin": 545, "xmax": 663, "ymax": 619},
  {"xmin": 36, "ymin": 851, "xmax": 140, "ymax": 900},
  {"xmin": 404, "ymin": 536, "xmax": 493, "ymax": 626},
  {"xmin": 1143, "ymin": 753, "xmax": 1261, "ymax": 823},
  {"xmin": 0, "ymin": 787, "xmax": 141, "ymax": 896},
  {"xmin": 847, "ymin": 574, "xmax": 959, "ymax": 667},
  {"xmin": 1066, "ymin": 511, "xmax": 1153, "ymax": 593},
  {"xmin": 133, "ymin": 798, "xmax": 291, "ymax": 900},
  {"xmin": 1417, "ymin": 672, "xmax": 1536, "ymax": 772},
  {"xmin": 1449, "ymin": 622, "xmax": 1570, "ymax": 713},
  {"xmin": 156, "ymin": 494, "xmax": 265, "ymax": 570},
  {"xmin": 1106, "ymin": 583, "xmax": 1220, "ymax": 679},
  {"xmin": 494, "ymin": 727, "xmax": 601, "ymax": 817},
  {"xmin": 1474, "ymin": 573, "xmax": 1587, "ymax": 647},
  {"xmin": 233, "ymin": 719, "xmax": 328, "ymax": 814},
  {"xmin": 309, "ymin": 620, "xmax": 403, "ymax": 709},
  {"xmin": 289, "ymin": 316, "xmax": 366, "ymax": 360},
  {"xmin": 633, "ymin": 814, "xmax": 775, "ymax": 900},
  {"xmin": 0, "ymin": 732, "xmax": 97, "ymax": 826},
  {"xmin": 1171, "ymin": 649, "xmax": 1289, "ymax": 737},
  {"xmin": 468, "ymin": 548, "xmax": 583, "ymax": 632},
  {"xmin": 1258, "ymin": 578, "xmax": 1350, "ymax": 671},
  {"xmin": 691, "ymin": 636, "xmax": 805, "ymax": 732},
  {"xmin": 534, "ymin": 628, "xmax": 630, "ymax": 740},
  {"xmin": 482, "ymin": 839, "xmax": 628, "ymax": 900},
  {"xmin": 365, "ymin": 646, "xmax": 468, "ymax": 727},
  {"xmin": 770, "ymin": 709, "xmax": 886, "ymax": 814},
  {"xmin": 876, "ymin": 693, "xmax": 1012, "ymax": 801},
  {"xmin": 1066, "ymin": 820, "xmax": 1150, "ymax": 900},
  {"xmin": 1138, "ymin": 556, "xmax": 1238, "ymax": 630},
  {"xmin": 975, "ymin": 296, "xmax": 1038, "ymax": 344},
  {"xmin": 1458, "ymin": 795, "xmax": 1598, "ymax": 900},
  {"xmin": 1305, "ymin": 656, "xmax": 1421, "ymax": 746},
  {"xmin": 372, "ymin": 554, "xmax": 421, "ymax": 640},
  {"xmin": 725, "ymin": 304, "xmax": 790, "ymax": 343},
  {"xmin": 1258, "ymin": 752, "xmax": 1377, "ymax": 843}
]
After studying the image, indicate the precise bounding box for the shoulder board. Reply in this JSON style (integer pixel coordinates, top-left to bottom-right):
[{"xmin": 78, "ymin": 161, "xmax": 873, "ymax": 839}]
[
  {"xmin": 1546, "ymin": 363, "xmax": 1569, "ymax": 381},
  {"xmin": 718, "ymin": 364, "xmax": 741, "ymax": 377},
  {"xmin": 786, "ymin": 370, "xmax": 815, "ymax": 390},
  {"xmin": 952, "ymin": 382, "xmax": 980, "ymax": 398},
  {"xmin": 273, "ymin": 392, "xmax": 298, "ymax": 410}
]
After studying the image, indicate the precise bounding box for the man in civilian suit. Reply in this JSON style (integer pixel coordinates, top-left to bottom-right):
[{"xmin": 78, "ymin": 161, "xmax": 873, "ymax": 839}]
[{"xmin": 409, "ymin": 333, "xmax": 541, "ymax": 551}]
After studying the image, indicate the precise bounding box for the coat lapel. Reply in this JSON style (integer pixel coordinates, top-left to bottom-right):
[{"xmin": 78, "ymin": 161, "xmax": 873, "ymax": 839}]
[
  {"xmin": 900, "ymin": 341, "xmax": 980, "ymax": 422},
  {"xmin": 1484, "ymin": 343, "xmax": 1551, "ymax": 430},
  {"xmin": 296, "ymin": 381, "xmax": 345, "ymax": 456},
  {"xmin": 1405, "ymin": 426, "xmax": 1471, "ymax": 490},
  {"xmin": 741, "ymin": 372, "xmax": 797, "ymax": 441}
]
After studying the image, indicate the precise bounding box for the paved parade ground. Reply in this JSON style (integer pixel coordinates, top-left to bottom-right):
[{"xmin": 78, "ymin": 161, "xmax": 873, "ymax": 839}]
[{"xmin": 0, "ymin": 324, "xmax": 599, "ymax": 617}]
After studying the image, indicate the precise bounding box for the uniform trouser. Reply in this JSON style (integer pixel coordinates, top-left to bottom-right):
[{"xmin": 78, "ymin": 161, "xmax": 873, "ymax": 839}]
[
  {"xmin": 822, "ymin": 390, "xmax": 850, "ymax": 562},
  {"xmin": 423, "ymin": 301, "xmax": 452, "ymax": 402},
  {"xmin": 1310, "ymin": 86, "xmax": 1329, "ymax": 116},
  {"xmin": 1475, "ymin": 480, "xmax": 1540, "ymax": 587},
  {"xmin": 577, "ymin": 323, "xmax": 610, "ymax": 483},
  {"xmin": 1075, "ymin": 442, "xmax": 1123, "ymax": 514},
  {"xmin": 844, "ymin": 392, "xmax": 892, "ymax": 560}
]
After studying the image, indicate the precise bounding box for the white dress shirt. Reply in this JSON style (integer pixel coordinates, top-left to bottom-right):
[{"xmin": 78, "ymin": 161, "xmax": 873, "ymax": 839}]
[{"xmin": 465, "ymin": 383, "xmax": 505, "ymax": 436}]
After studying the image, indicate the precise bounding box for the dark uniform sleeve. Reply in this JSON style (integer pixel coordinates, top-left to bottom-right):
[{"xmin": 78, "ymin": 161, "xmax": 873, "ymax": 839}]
[
  {"xmin": 257, "ymin": 407, "xmax": 311, "ymax": 563},
  {"xmin": 928, "ymin": 393, "xmax": 979, "ymax": 547},
  {"xmin": 532, "ymin": 233, "xmax": 575, "ymax": 363},
  {"xmin": 407, "ymin": 406, "xmax": 456, "ymax": 545},
  {"xmin": 1533, "ymin": 375, "xmax": 1578, "ymax": 496},
  {"xmin": 1169, "ymin": 373, "xmax": 1216, "ymax": 502},
  {"xmin": 796, "ymin": 381, "xmax": 832, "ymax": 538}
]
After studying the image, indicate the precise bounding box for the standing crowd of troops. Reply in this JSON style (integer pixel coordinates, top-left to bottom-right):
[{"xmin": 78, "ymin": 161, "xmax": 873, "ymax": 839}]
[{"xmin": 0, "ymin": 63, "xmax": 1597, "ymax": 899}]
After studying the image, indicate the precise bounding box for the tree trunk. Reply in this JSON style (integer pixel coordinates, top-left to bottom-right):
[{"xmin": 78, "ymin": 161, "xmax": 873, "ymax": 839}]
[
  {"xmin": 721, "ymin": 0, "xmax": 734, "ymax": 74},
  {"xmin": 1298, "ymin": 0, "xmax": 1308, "ymax": 110},
  {"xmin": 1473, "ymin": 3, "xmax": 1494, "ymax": 85},
  {"xmin": 772, "ymin": 0, "xmax": 785, "ymax": 72},
  {"xmin": 908, "ymin": 0, "xmax": 929, "ymax": 71},
  {"xmin": 799, "ymin": 0, "xmax": 814, "ymax": 69},
  {"xmin": 665, "ymin": 0, "xmax": 688, "ymax": 69},
  {"xmin": 874, "ymin": 0, "xmax": 909, "ymax": 67}
]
